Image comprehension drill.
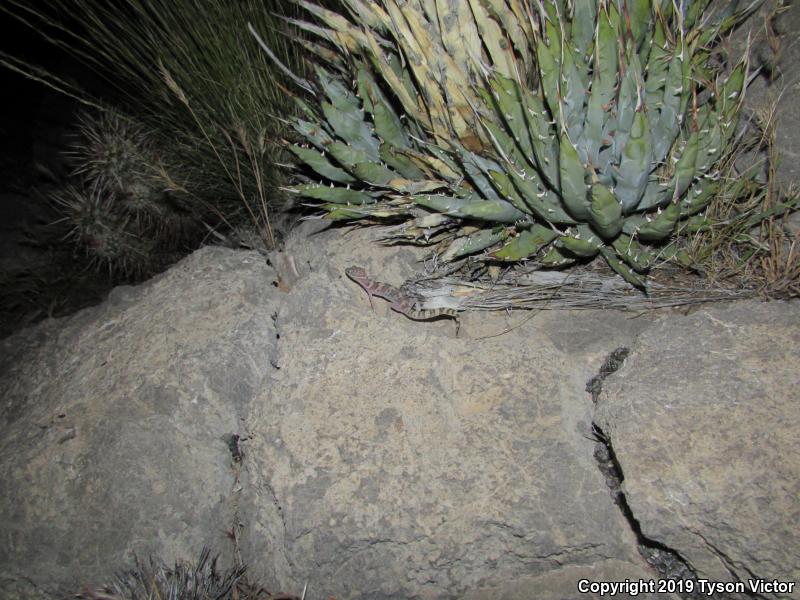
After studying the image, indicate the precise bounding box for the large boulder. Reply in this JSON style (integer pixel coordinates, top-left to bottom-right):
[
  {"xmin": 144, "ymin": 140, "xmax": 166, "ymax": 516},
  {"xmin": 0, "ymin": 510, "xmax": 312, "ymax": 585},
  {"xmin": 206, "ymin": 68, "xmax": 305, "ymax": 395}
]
[
  {"xmin": 1, "ymin": 224, "xmax": 797, "ymax": 600},
  {"xmin": 237, "ymin": 226, "xmax": 665, "ymax": 599},
  {"xmin": 595, "ymin": 300, "xmax": 800, "ymax": 600},
  {"xmin": 0, "ymin": 247, "xmax": 279, "ymax": 599}
]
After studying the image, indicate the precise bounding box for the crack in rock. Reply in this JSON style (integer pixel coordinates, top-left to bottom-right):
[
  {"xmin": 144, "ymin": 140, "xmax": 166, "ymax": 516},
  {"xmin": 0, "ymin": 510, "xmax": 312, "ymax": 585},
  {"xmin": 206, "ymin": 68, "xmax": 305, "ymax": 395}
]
[
  {"xmin": 591, "ymin": 423, "xmax": 707, "ymax": 599},
  {"xmin": 588, "ymin": 349, "xmax": 763, "ymax": 600}
]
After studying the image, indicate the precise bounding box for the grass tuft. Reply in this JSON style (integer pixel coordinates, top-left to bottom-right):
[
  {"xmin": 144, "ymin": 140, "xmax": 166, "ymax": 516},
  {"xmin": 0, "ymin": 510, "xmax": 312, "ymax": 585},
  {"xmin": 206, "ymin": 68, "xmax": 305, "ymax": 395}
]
[
  {"xmin": 681, "ymin": 98, "xmax": 800, "ymax": 298},
  {"xmin": 1, "ymin": 0, "xmax": 305, "ymax": 249}
]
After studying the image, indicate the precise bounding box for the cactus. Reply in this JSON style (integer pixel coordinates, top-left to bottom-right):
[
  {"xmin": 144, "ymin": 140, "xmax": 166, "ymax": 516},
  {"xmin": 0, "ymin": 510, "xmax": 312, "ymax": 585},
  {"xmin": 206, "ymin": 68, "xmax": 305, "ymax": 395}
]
[
  {"xmin": 282, "ymin": 0, "xmax": 755, "ymax": 289},
  {"xmin": 56, "ymin": 108, "xmax": 200, "ymax": 277}
]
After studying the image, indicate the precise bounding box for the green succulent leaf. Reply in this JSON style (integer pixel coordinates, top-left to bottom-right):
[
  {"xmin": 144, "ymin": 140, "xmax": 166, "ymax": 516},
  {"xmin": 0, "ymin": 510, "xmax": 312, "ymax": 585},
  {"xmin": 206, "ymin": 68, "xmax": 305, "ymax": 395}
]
[
  {"xmin": 557, "ymin": 224, "xmax": 602, "ymax": 258},
  {"xmin": 589, "ymin": 182, "xmax": 623, "ymax": 240},
  {"xmin": 327, "ymin": 141, "xmax": 370, "ymax": 168},
  {"xmin": 633, "ymin": 201, "xmax": 681, "ymax": 241},
  {"xmin": 539, "ymin": 246, "xmax": 577, "ymax": 267},
  {"xmin": 615, "ymin": 111, "xmax": 653, "ymax": 211},
  {"xmin": 441, "ymin": 227, "xmax": 508, "ymax": 261},
  {"xmin": 321, "ymin": 102, "xmax": 380, "ymax": 160},
  {"xmin": 491, "ymin": 224, "xmax": 559, "ymax": 260},
  {"xmin": 612, "ymin": 234, "xmax": 657, "ymax": 271},
  {"xmin": 290, "ymin": 146, "xmax": 356, "ymax": 183},
  {"xmin": 351, "ymin": 161, "xmax": 398, "ymax": 185},
  {"xmin": 454, "ymin": 198, "xmax": 528, "ymax": 223},
  {"xmin": 291, "ymin": 183, "xmax": 377, "ymax": 204},
  {"xmin": 600, "ymin": 246, "xmax": 648, "ymax": 290},
  {"xmin": 558, "ymin": 133, "xmax": 591, "ymax": 220}
]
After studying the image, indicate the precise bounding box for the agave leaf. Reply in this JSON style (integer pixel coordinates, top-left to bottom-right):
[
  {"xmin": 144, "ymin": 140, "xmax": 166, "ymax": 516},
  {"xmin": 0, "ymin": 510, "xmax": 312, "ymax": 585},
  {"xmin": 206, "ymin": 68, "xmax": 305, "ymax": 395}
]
[
  {"xmin": 559, "ymin": 132, "xmax": 591, "ymax": 220},
  {"xmin": 635, "ymin": 176, "xmax": 671, "ymax": 211},
  {"xmin": 412, "ymin": 193, "xmax": 471, "ymax": 213},
  {"xmin": 720, "ymin": 61, "xmax": 747, "ymax": 119},
  {"xmin": 483, "ymin": 0, "xmax": 536, "ymax": 72},
  {"xmin": 342, "ymin": 0, "xmax": 390, "ymax": 31},
  {"xmin": 435, "ymin": 0, "xmax": 480, "ymax": 73},
  {"xmin": 502, "ymin": 168, "xmax": 577, "ymax": 224},
  {"xmin": 613, "ymin": 50, "xmax": 641, "ymax": 156},
  {"xmin": 490, "ymin": 224, "xmax": 559, "ymax": 260},
  {"xmin": 380, "ymin": 145, "xmax": 427, "ymax": 179},
  {"xmin": 466, "ymin": 0, "xmax": 514, "ymax": 77},
  {"xmin": 679, "ymin": 177, "xmax": 719, "ymax": 217},
  {"xmin": 323, "ymin": 202, "xmax": 408, "ymax": 220},
  {"xmin": 387, "ymin": 178, "xmax": 446, "ymax": 194},
  {"xmin": 695, "ymin": 119, "xmax": 724, "ymax": 173},
  {"xmin": 634, "ymin": 201, "xmax": 680, "ymax": 241},
  {"xmin": 413, "ymin": 212, "xmax": 452, "ymax": 228},
  {"xmin": 626, "ymin": 0, "xmax": 652, "ymax": 51},
  {"xmin": 612, "ymin": 234, "xmax": 657, "ymax": 271},
  {"xmin": 441, "ymin": 226, "xmax": 508, "ymax": 261},
  {"xmin": 324, "ymin": 206, "xmax": 372, "ymax": 220},
  {"xmin": 293, "ymin": 96, "xmax": 322, "ymax": 122},
  {"xmin": 693, "ymin": 63, "xmax": 746, "ymax": 172},
  {"xmin": 289, "ymin": 146, "xmax": 356, "ymax": 183},
  {"xmin": 693, "ymin": 0, "xmax": 761, "ymax": 51},
  {"xmin": 669, "ymin": 131, "xmax": 699, "ymax": 200},
  {"xmin": 600, "ymin": 246, "xmax": 648, "ymax": 289},
  {"xmin": 487, "ymin": 75, "xmax": 537, "ymax": 172},
  {"xmin": 557, "ymin": 224, "xmax": 602, "ymax": 257},
  {"xmin": 453, "ymin": 198, "xmax": 527, "ymax": 223},
  {"xmin": 536, "ymin": 33, "xmax": 561, "ymax": 123},
  {"xmin": 581, "ymin": 2, "xmax": 618, "ymax": 166},
  {"xmin": 291, "ymin": 183, "xmax": 377, "ymax": 204},
  {"xmin": 615, "ymin": 111, "xmax": 653, "ymax": 211},
  {"xmin": 518, "ymin": 86, "xmax": 560, "ymax": 187},
  {"xmin": 327, "ymin": 141, "xmax": 370, "ymax": 168},
  {"xmin": 571, "ymin": 0, "xmax": 597, "ymax": 57},
  {"xmin": 297, "ymin": 0, "xmax": 371, "ymax": 50},
  {"xmin": 404, "ymin": 149, "xmax": 461, "ymax": 181},
  {"xmin": 589, "ymin": 182, "xmax": 623, "ymax": 240},
  {"xmin": 317, "ymin": 66, "xmax": 361, "ymax": 113},
  {"xmin": 683, "ymin": 213, "xmax": 711, "ymax": 233},
  {"xmin": 292, "ymin": 118, "xmax": 334, "ymax": 149},
  {"xmin": 321, "ymin": 102, "xmax": 380, "ymax": 160},
  {"xmin": 285, "ymin": 14, "xmax": 363, "ymax": 54},
  {"xmin": 655, "ymin": 241, "xmax": 694, "ymax": 267},
  {"xmin": 477, "ymin": 109, "xmax": 527, "ymax": 173},
  {"xmin": 486, "ymin": 169, "xmax": 535, "ymax": 215},
  {"xmin": 455, "ymin": 146, "xmax": 503, "ymax": 202},
  {"xmin": 644, "ymin": 17, "xmax": 670, "ymax": 106},
  {"xmin": 352, "ymin": 161, "xmax": 398, "ymax": 185},
  {"xmin": 386, "ymin": 1, "xmax": 473, "ymax": 141},
  {"xmin": 539, "ymin": 246, "xmax": 577, "ymax": 267},
  {"xmin": 559, "ymin": 35, "xmax": 589, "ymax": 140},
  {"xmin": 361, "ymin": 28, "xmax": 421, "ymax": 123},
  {"xmin": 357, "ymin": 68, "xmax": 410, "ymax": 149},
  {"xmin": 652, "ymin": 36, "xmax": 689, "ymax": 162}
]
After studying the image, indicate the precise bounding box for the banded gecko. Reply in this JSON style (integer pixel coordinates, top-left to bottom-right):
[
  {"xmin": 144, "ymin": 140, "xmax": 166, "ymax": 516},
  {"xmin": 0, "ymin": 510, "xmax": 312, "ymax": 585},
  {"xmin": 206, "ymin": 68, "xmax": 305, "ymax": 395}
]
[{"xmin": 345, "ymin": 266, "xmax": 459, "ymax": 332}]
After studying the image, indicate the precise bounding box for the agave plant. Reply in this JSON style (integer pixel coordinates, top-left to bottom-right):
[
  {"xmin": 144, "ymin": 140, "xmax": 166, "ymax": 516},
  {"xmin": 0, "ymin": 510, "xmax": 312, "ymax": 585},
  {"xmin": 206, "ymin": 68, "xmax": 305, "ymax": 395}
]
[{"xmin": 279, "ymin": 0, "xmax": 755, "ymax": 289}]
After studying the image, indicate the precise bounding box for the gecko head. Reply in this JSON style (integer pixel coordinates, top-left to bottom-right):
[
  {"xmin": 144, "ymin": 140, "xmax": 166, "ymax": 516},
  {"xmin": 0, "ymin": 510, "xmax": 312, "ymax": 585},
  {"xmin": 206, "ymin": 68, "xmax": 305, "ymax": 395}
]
[{"xmin": 345, "ymin": 266, "xmax": 366, "ymax": 278}]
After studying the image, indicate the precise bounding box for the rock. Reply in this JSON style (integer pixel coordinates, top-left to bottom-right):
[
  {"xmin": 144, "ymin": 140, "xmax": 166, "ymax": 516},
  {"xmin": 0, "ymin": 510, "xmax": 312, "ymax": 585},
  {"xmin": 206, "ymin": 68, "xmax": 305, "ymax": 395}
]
[
  {"xmin": 1, "ymin": 223, "xmax": 796, "ymax": 600},
  {"xmin": 594, "ymin": 300, "xmax": 800, "ymax": 599},
  {"xmin": 237, "ymin": 226, "xmax": 665, "ymax": 600},
  {"xmin": 0, "ymin": 247, "xmax": 279, "ymax": 599}
]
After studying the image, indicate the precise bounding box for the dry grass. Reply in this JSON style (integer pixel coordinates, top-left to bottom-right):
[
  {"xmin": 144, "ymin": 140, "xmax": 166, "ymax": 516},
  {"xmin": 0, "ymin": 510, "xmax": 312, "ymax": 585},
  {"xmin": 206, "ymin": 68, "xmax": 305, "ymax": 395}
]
[
  {"xmin": 681, "ymin": 98, "xmax": 800, "ymax": 298},
  {"xmin": 0, "ymin": 0, "xmax": 304, "ymax": 249}
]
